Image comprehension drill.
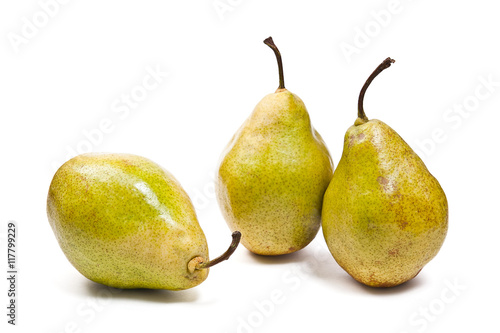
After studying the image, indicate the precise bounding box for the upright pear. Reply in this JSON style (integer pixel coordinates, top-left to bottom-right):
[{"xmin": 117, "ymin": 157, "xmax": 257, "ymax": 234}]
[
  {"xmin": 47, "ymin": 153, "xmax": 240, "ymax": 290},
  {"xmin": 322, "ymin": 58, "xmax": 448, "ymax": 287},
  {"xmin": 216, "ymin": 37, "xmax": 333, "ymax": 255}
]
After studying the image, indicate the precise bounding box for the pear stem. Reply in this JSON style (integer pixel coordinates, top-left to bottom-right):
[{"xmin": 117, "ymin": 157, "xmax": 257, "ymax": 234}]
[
  {"xmin": 188, "ymin": 231, "xmax": 241, "ymax": 273},
  {"xmin": 264, "ymin": 37, "xmax": 285, "ymax": 90},
  {"xmin": 357, "ymin": 57, "xmax": 395, "ymax": 123}
]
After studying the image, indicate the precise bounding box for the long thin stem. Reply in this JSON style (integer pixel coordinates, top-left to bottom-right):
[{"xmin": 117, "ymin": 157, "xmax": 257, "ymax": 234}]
[
  {"xmin": 264, "ymin": 37, "xmax": 285, "ymax": 90},
  {"xmin": 357, "ymin": 57, "xmax": 395, "ymax": 123},
  {"xmin": 188, "ymin": 231, "xmax": 241, "ymax": 273}
]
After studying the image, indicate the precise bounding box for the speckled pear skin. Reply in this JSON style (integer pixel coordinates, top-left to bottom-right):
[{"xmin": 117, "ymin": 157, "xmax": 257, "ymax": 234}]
[
  {"xmin": 216, "ymin": 89, "xmax": 333, "ymax": 255},
  {"xmin": 322, "ymin": 119, "xmax": 448, "ymax": 287},
  {"xmin": 47, "ymin": 153, "xmax": 209, "ymax": 290}
]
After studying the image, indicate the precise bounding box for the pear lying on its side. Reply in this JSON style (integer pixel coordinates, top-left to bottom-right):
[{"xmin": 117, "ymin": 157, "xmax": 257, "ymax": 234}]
[
  {"xmin": 322, "ymin": 58, "xmax": 448, "ymax": 287},
  {"xmin": 47, "ymin": 153, "xmax": 240, "ymax": 290},
  {"xmin": 216, "ymin": 37, "xmax": 333, "ymax": 255}
]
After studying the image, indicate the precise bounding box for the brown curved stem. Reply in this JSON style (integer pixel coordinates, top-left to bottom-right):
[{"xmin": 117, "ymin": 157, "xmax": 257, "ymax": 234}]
[
  {"xmin": 264, "ymin": 37, "xmax": 285, "ymax": 89},
  {"xmin": 188, "ymin": 231, "xmax": 241, "ymax": 273},
  {"xmin": 357, "ymin": 57, "xmax": 395, "ymax": 123}
]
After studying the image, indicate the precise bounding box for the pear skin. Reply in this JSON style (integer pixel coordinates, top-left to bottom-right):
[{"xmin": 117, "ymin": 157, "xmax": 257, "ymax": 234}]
[
  {"xmin": 216, "ymin": 38, "xmax": 333, "ymax": 255},
  {"xmin": 48, "ymin": 153, "xmax": 213, "ymax": 290},
  {"xmin": 322, "ymin": 58, "xmax": 448, "ymax": 287}
]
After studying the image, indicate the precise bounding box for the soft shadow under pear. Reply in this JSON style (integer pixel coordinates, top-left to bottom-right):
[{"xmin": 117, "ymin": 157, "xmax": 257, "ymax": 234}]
[
  {"xmin": 245, "ymin": 248, "xmax": 311, "ymax": 265},
  {"xmin": 85, "ymin": 280, "xmax": 200, "ymax": 304}
]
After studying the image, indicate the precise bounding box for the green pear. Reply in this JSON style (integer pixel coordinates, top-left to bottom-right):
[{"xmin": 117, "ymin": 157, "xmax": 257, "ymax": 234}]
[
  {"xmin": 47, "ymin": 153, "xmax": 240, "ymax": 290},
  {"xmin": 216, "ymin": 37, "xmax": 333, "ymax": 255},
  {"xmin": 322, "ymin": 58, "xmax": 448, "ymax": 287}
]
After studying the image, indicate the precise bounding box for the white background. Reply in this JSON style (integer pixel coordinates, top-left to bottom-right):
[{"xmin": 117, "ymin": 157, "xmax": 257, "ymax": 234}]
[{"xmin": 1, "ymin": 0, "xmax": 499, "ymax": 332}]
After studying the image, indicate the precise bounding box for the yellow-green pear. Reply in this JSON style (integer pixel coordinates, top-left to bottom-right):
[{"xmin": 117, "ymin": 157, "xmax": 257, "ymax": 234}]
[
  {"xmin": 216, "ymin": 37, "xmax": 333, "ymax": 255},
  {"xmin": 322, "ymin": 58, "xmax": 448, "ymax": 287},
  {"xmin": 47, "ymin": 153, "xmax": 240, "ymax": 290}
]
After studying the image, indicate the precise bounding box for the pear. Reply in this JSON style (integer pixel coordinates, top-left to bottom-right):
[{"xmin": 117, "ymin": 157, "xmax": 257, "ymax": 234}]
[
  {"xmin": 47, "ymin": 153, "xmax": 240, "ymax": 290},
  {"xmin": 216, "ymin": 37, "xmax": 333, "ymax": 255},
  {"xmin": 322, "ymin": 58, "xmax": 448, "ymax": 287}
]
